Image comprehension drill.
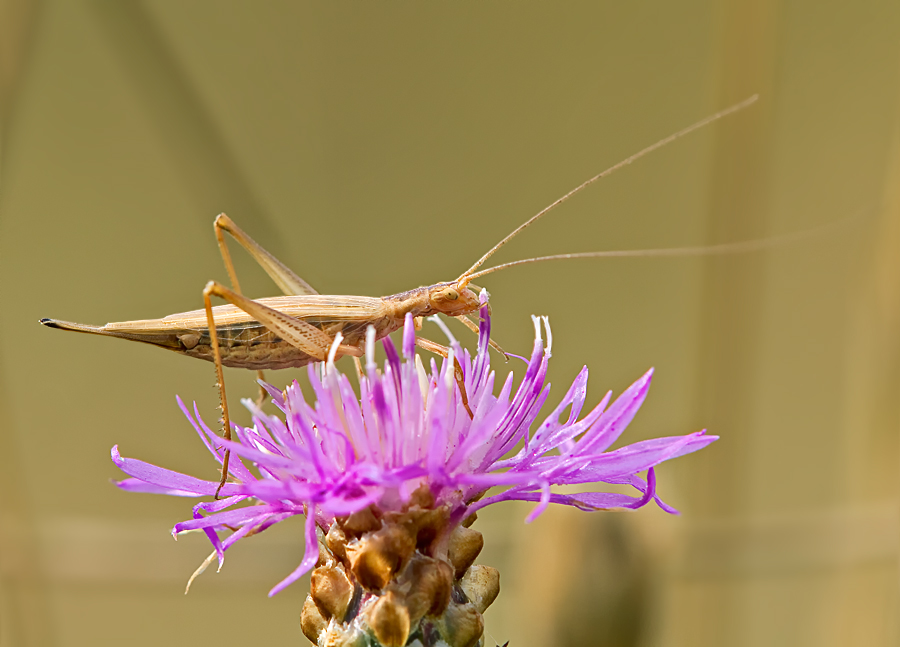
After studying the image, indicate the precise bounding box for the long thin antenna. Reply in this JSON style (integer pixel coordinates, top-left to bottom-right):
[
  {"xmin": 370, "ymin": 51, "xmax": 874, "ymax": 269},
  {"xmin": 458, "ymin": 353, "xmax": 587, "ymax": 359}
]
[
  {"xmin": 463, "ymin": 207, "xmax": 867, "ymax": 282},
  {"xmin": 457, "ymin": 94, "xmax": 759, "ymax": 283}
]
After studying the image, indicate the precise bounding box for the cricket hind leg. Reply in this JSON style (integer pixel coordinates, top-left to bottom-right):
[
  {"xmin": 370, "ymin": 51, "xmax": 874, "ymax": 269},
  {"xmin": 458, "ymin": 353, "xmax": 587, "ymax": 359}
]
[
  {"xmin": 214, "ymin": 214, "xmax": 319, "ymax": 405},
  {"xmin": 415, "ymin": 337, "xmax": 474, "ymax": 419},
  {"xmin": 214, "ymin": 213, "xmax": 318, "ymax": 297}
]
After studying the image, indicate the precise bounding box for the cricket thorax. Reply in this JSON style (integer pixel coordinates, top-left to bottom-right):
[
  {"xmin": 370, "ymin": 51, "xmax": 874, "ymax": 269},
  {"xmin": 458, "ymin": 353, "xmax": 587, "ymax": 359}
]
[
  {"xmin": 382, "ymin": 283, "xmax": 479, "ymax": 320},
  {"xmin": 381, "ymin": 287, "xmax": 433, "ymax": 320}
]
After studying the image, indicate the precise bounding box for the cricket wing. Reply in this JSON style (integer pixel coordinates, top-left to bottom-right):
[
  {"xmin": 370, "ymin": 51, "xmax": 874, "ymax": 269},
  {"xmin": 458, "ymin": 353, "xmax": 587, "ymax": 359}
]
[
  {"xmin": 158, "ymin": 294, "xmax": 388, "ymax": 328},
  {"xmin": 39, "ymin": 317, "xmax": 194, "ymax": 351},
  {"xmin": 39, "ymin": 295, "xmax": 389, "ymax": 358}
]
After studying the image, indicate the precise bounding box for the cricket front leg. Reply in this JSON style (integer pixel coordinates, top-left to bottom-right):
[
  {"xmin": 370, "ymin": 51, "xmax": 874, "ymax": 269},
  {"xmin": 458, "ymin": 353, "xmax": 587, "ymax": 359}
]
[
  {"xmin": 453, "ymin": 314, "xmax": 510, "ymax": 361},
  {"xmin": 415, "ymin": 337, "xmax": 474, "ymax": 419}
]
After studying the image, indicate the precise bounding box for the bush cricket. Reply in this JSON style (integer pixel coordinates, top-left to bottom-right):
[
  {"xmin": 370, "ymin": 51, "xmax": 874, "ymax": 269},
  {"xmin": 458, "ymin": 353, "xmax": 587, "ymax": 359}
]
[{"xmin": 41, "ymin": 95, "xmax": 758, "ymax": 495}]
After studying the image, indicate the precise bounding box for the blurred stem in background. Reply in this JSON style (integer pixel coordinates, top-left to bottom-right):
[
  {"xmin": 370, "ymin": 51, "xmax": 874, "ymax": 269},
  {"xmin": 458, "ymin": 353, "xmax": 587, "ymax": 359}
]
[
  {"xmin": 87, "ymin": 0, "xmax": 285, "ymax": 256},
  {"xmin": 0, "ymin": 2, "xmax": 55, "ymax": 646}
]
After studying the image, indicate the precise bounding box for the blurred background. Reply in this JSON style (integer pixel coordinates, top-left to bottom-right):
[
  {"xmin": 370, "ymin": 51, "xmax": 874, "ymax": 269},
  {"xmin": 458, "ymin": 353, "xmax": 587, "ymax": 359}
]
[{"xmin": 1, "ymin": 1, "xmax": 898, "ymax": 646}]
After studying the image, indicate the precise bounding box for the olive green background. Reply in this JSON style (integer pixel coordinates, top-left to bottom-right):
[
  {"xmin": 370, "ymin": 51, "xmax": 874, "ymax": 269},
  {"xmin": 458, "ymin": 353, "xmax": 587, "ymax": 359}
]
[{"xmin": 1, "ymin": 2, "xmax": 898, "ymax": 646}]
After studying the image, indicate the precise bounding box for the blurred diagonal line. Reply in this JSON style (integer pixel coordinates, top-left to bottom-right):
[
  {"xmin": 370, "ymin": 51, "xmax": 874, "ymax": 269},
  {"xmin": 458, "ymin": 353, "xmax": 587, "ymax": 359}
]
[
  {"xmin": 0, "ymin": 2, "xmax": 55, "ymax": 645},
  {"xmin": 0, "ymin": 0, "xmax": 41, "ymax": 182},
  {"xmin": 87, "ymin": 0, "xmax": 285, "ymax": 255},
  {"xmin": 676, "ymin": 503, "xmax": 899, "ymax": 578}
]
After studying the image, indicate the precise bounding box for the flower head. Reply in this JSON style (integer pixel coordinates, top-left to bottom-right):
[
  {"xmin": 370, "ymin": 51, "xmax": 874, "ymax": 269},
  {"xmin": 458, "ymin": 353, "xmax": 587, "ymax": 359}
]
[{"xmin": 113, "ymin": 294, "xmax": 715, "ymax": 645}]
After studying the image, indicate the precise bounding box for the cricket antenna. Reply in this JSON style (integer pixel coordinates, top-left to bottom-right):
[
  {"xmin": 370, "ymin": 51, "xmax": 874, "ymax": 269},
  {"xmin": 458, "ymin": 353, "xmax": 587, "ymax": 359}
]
[
  {"xmin": 462, "ymin": 206, "xmax": 869, "ymax": 282},
  {"xmin": 456, "ymin": 94, "xmax": 759, "ymax": 286}
]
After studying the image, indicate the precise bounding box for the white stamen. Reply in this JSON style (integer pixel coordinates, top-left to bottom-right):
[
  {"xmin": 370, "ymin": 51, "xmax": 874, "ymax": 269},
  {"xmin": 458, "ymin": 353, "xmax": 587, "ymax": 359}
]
[
  {"xmin": 531, "ymin": 315, "xmax": 542, "ymax": 345},
  {"xmin": 444, "ymin": 347, "xmax": 455, "ymax": 392},
  {"xmin": 541, "ymin": 316, "xmax": 552, "ymax": 356},
  {"xmin": 427, "ymin": 314, "xmax": 458, "ymax": 347},
  {"xmin": 185, "ymin": 549, "xmax": 218, "ymax": 594},
  {"xmin": 415, "ymin": 354, "xmax": 430, "ymax": 406},
  {"xmin": 365, "ymin": 325, "xmax": 377, "ymax": 369},
  {"xmin": 326, "ymin": 331, "xmax": 344, "ymax": 372}
]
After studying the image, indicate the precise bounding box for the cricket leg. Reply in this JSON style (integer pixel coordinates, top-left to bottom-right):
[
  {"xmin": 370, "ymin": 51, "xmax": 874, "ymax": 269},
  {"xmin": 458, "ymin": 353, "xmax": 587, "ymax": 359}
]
[
  {"xmin": 453, "ymin": 314, "xmax": 510, "ymax": 361},
  {"xmin": 213, "ymin": 216, "xmax": 282, "ymax": 406},
  {"xmin": 214, "ymin": 213, "xmax": 319, "ymax": 296},
  {"xmin": 203, "ymin": 283, "xmax": 234, "ymax": 499},
  {"xmin": 204, "ymin": 281, "xmax": 363, "ymax": 362},
  {"xmin": 415, "ymin": 337, "xmax": 474, "ymax": 419},
  {"xmin": 204, "ymin": 281, "xmax": 364, "ymax": 497}
]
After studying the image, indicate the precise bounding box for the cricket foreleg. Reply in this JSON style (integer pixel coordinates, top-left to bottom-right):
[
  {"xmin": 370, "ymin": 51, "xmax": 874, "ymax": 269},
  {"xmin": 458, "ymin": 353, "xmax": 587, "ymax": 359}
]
[
  {"xmin": 415, "ymin": 337, "xmax": 474, "ymax": 419},
  {"xmin": 214, "ymin": 214, "xmax": 319, "ymax": 296},
  {"xmin": 453, "ymin": 314, "xmax": 510, "ymax": 361},
  {"xmin": 254, "ymin": 370, "xmax": 267, "ymax": 407}
]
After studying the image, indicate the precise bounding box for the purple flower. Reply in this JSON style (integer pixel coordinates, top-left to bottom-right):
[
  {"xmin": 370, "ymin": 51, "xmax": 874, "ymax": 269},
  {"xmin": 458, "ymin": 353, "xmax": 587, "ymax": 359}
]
[{"xmin": 112, "ymin": 295, "xmax": 715, "ymax": 599}]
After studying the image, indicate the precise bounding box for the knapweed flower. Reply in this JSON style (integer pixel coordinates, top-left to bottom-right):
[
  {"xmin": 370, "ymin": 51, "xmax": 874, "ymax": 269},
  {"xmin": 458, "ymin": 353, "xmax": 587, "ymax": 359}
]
[{"xmin": 113, "ymin": 295, "xmax": 715, "ymax": 647}]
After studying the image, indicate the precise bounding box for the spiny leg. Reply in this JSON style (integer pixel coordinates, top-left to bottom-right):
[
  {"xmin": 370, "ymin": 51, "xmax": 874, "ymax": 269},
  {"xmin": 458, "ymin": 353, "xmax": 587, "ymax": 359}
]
[
  {"xmin": 415, "ymin": 337, "xmax": 474, "ymax": 419},
  {"xmin": 214, "ymin": 216, "xmax": 266, "ymax": 404},
  {"xmin": 215, "ymin": 214, "xmax": 317, "ymax": 405},
  {"xmin": 203, "ymin": 280, "xmax": 364, "ymax": 497},
  {"xmin": 203, "ymin": 283, "xmax": 233, "ymax": 499}
]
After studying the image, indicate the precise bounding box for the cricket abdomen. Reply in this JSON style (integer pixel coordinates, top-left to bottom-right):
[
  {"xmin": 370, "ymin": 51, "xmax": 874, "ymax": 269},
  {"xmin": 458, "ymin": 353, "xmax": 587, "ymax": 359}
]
[
  {"xmin": 183, "ymin": 324, "xmax": 317, "ymax": 370},
  {"xmin": 183, "ymin": 317, "xmax": 401, "ymax": 370}
]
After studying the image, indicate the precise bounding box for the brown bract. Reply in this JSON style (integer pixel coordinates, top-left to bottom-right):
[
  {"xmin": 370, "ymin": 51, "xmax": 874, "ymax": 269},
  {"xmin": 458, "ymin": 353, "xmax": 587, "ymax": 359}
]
[
  {"xmin": 366, "ymin": 591, "xmax": 411, "ymax": 647},
  {"xmin": 399, "ymin": 555, "xmax": 454, "ymax": 622},
  {"xmin": 459, "ymin": 564, "xmax": 500, "ymax": 615},
  {"xmin": 346, "ymin": 524, "xmax": 416, "ymax": 591},
  {"xmin": 439, "ymin": 600, "xmax": 485, "ymax": 647},
  {"xmin": 447, "ymin": 525, "xmax": 485, "ymax": 579},
  {"xmin": 311, "ymin": 564, "xmax": 354, "ymax": 620},
  {"xmin": 300, "ymin": 594, "xmax": 328, "ymax": 644}
]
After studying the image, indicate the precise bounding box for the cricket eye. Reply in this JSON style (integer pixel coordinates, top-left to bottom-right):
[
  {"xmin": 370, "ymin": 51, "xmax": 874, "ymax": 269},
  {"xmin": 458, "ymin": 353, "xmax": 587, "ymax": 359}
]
[{"xmin": 444, "ymin": 288, "xmax": 459, "ymax": 301}]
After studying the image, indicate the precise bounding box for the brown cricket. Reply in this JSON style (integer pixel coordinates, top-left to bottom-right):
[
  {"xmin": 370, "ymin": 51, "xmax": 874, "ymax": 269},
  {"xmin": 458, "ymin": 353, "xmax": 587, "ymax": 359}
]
[{"xmin": 40, "ymin": 95, "xmax": 758, "ymax": 494}]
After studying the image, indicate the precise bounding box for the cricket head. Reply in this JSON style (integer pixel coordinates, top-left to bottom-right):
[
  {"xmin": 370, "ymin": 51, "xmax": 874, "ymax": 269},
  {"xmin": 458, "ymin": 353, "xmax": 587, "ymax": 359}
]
[{"xmin": 426, "ymin": 281, "xmax": 480, "ymax": 317}]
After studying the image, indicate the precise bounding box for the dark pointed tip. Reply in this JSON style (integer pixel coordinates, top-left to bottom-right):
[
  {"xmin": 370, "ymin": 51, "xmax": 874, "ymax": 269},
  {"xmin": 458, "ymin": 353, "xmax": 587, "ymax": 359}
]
[{"xmin": 39, "ymin": 318, "xmax": 61, "ymax": 328}]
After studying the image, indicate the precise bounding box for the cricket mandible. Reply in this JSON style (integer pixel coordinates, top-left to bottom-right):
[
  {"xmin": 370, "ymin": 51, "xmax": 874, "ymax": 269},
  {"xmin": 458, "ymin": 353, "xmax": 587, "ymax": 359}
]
[{"xmin": 40, "ymin": 95, "xmax": 758, "ymax": 494}]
